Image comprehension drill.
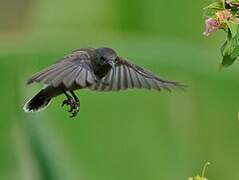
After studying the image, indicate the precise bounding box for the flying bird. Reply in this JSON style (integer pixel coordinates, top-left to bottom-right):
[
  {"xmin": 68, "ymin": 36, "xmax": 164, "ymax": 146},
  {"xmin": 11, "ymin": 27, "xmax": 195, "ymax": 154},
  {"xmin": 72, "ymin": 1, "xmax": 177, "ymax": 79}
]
[{"xmin": 24, "ymin": 47, "xmax": 183, "ymax": 117}]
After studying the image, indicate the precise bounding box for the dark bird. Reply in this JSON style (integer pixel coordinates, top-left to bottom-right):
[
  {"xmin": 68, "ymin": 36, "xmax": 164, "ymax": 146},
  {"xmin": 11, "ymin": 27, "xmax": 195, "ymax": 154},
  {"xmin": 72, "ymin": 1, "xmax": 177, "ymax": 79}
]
[{"xmin": 24, "ymin": 47, "xmax": 183, "ymax": 117}]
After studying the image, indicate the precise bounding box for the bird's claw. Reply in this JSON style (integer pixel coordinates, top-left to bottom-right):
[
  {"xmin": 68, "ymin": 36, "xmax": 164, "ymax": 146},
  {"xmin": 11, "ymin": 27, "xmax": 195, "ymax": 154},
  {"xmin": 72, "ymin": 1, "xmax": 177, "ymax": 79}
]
[{"xmin": 62, "ymin": 98, "xmax": 80, "ymax": 118}]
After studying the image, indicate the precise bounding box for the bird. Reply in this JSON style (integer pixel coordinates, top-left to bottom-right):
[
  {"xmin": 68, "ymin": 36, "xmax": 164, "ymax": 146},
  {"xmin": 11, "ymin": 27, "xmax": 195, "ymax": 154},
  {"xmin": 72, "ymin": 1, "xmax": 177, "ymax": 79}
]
[{"xmin": 24, "ymin": 47, "xmax": 183, "ymax": 117}]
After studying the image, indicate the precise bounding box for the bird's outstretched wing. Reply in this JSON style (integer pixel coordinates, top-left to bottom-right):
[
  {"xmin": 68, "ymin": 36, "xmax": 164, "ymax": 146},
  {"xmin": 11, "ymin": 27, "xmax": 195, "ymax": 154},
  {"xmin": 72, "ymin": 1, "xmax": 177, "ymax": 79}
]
[
  {"xmin": 89, "ymin": 58, "xmax": 183, "ymax": 92},
  {"xmin": 27, "ymin": 50, "xmax": 97, "ymax": 88}
]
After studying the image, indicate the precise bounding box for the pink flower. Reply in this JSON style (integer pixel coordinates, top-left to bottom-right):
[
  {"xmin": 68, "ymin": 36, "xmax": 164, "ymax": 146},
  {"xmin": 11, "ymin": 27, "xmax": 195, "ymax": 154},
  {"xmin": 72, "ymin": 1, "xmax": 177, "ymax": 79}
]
[
  {"xmin": 216, "ymin": 10, "xmax": 232, "ymax": 22},
  {"xmin": 203, "ymin": 18, "xmax": 220, "ymax": 36}
]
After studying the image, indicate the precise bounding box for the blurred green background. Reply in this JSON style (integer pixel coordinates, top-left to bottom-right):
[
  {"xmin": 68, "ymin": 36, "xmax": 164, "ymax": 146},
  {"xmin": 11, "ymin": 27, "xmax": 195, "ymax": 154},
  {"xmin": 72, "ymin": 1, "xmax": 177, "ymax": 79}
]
[{"xmin": 1, "ymin": 0, "xmax": 239, "ymax": 180}]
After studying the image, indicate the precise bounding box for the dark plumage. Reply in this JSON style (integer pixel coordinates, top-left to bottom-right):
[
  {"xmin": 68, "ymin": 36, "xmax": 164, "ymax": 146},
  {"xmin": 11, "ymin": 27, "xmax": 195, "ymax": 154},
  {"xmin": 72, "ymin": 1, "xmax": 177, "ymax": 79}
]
[{"xmin": 24, "ymin": 47, "xmax": 183, "ymax": 117}]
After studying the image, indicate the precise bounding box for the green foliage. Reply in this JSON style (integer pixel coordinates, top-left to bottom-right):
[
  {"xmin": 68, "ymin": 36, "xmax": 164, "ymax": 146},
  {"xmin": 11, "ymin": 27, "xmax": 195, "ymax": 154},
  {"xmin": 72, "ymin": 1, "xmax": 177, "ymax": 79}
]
[
  {"xmin": 204, "ymin": 1, "xmax": 225, "ymax": 17},
  {"xmin": 203, "ymin": 0, "xmax": 239, "ymax": 68},
  {"xmin": 203, "ymin": 0, "xmax": 234, "ymax": 17},
  {"xmin": 220, "ymin": 23, "xmax": 239, "ymax": 68}
]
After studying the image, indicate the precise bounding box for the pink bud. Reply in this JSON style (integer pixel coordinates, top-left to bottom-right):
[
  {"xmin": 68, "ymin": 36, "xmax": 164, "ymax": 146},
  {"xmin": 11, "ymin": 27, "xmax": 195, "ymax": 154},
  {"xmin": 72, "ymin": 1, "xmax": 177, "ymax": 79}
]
[{"xmin": 203, "ymin": 18, "xmax": 220, "ymax": 36}]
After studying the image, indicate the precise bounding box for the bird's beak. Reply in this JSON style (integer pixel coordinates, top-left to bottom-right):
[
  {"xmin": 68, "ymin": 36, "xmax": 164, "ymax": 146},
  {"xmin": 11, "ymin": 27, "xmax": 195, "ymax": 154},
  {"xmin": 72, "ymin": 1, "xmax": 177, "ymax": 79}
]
[{"xmin": 108, "ymin": 60, "xmax": 116, "ymax": 76}]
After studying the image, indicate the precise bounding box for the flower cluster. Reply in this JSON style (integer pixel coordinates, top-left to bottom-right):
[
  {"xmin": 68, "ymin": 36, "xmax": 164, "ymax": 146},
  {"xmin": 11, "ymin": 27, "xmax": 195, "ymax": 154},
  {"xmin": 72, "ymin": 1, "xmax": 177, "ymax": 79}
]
[
  {"xmin": 203, "ymin": 0, "xmax": 239, "ymax": 36},
  {"xmin": 204, "ymin": 9, "xmax": 232, "ymax": 36},
  {"xmin": 203, "ymin": 0, "xmax": 239, "ymax": 68}
]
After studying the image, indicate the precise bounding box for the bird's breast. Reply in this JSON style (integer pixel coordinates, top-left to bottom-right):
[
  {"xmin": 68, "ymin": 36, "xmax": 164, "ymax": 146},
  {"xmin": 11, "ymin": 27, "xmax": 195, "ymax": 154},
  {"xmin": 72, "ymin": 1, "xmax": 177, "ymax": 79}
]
[{"xmin": 93, "ymin": 64, "xmax": 111, "ymax": 78}]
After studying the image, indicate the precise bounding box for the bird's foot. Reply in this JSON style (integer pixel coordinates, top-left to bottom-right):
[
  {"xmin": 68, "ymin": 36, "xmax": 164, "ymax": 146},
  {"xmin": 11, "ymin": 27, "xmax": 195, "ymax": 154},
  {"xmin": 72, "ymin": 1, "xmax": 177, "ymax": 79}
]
[{"xmin": 62, "ymin": 98, "xmax": 80, "ymax": 118}]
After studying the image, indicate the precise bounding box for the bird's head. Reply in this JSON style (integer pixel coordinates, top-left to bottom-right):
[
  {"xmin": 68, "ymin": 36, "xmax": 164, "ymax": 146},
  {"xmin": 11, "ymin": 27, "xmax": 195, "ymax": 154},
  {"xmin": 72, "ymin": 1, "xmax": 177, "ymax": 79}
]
[{"xmin": 96, "ymin": 47, "xmax": 118, "ymax": 75}]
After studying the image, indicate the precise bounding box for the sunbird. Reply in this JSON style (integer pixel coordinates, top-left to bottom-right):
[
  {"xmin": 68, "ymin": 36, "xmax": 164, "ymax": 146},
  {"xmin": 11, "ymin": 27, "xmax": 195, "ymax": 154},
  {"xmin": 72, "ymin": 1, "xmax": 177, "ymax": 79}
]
[{"xmin": 24, "ymin": 47, "xmax": 183, "ymax": 117}]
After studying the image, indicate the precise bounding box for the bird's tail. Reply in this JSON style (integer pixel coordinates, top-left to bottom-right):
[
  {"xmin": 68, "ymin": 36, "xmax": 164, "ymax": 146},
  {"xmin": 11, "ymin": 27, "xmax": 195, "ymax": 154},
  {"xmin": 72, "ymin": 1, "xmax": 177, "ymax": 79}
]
[{"xmin": 23, "ymin": 89, "xmax": 52, "ymax": 112}]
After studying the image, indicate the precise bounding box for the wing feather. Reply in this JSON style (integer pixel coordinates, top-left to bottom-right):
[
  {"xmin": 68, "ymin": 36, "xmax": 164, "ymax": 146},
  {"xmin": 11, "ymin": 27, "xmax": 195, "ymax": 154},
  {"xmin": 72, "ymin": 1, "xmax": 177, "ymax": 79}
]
[
  {"xmin": 86, "ymin": 71, "xmax": 95, "ymax": 85},
  {"xmin": 125, "ymin": 66, "xmax": 134, "ymax": 89},
  {"xmin": 88, "ymin": 58, "xmax": 183, "ymax": 92},
  {"xmin": 129, "ymin": 68, "xmax": 141, "ymax": 88},
  {"xmin": 51, "ymin": 65, "xmax": 78, "ymax": 87},
  {"xmin": 27, "ymin": 49, "xmax": 96, "ymax": 89},
  {"xmin": 27, "ymin": 61, "xmax": 72, "ymax": 84},
  {"xmin": 32, "ymin": 63, "xmax": 72, "ymax": 83},
  {"xmin": 76, "ymin": 68, "xmax": 87, "ymax": 87},
  {"xmin": 42, "ymin": 64, "xmax": 74, "ymax": 84},
  {"xmin": 112, "ymin": 66, "xmax": 120, "ymax": 91},
  {"xmin": 120, "ymin": 66, "xmax": 127, "ymax": 90},
  {"xmin": 62, "ymin": 66, "xmax": 82, "ymax": 88}
]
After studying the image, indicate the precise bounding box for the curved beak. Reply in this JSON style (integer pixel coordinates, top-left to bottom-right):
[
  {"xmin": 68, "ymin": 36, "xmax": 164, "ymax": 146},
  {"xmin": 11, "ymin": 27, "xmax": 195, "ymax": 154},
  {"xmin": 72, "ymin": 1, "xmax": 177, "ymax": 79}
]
[{"xmin": 108, "ymin": 60, "xmax": 116, "ymax": 76}]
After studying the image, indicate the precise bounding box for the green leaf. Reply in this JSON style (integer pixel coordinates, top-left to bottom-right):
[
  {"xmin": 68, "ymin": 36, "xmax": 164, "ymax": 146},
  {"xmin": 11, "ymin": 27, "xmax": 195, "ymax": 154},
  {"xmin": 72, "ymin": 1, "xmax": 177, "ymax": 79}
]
[
  {"xmin": 226, "ymin": 21, "xmax": 238, "ymax": 38},
  {"xmin": 221, "ymin": 54, "xmax": 237, "ymax": 67},
  {"xmin": 221, "ymin": 41, "xmax": 239, "ymax": 68},
  {"xmin": 220, "ymin": 28, "xmax": 239, "ymax": 68},
  {"xmin": 221, "ymin": 0, "xmax": 225, "ymax": 8},
  {"xmin": 203, "ymin": 1, "xmax": 225, "ymax": 18},
  {"xmin": 203, "ymin": 9, "xmax": 218, "ymax": 18},
  {"xmin": 204, "ymin": 1, "xmax": 225, "ymax": 10},
  {"xmin": 230, "ymin": 44, "xmax": 239, "ymax": 58},
  {"xmin": 221, "ymin": 39, "xmax": 228, "ymax": 56}
]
